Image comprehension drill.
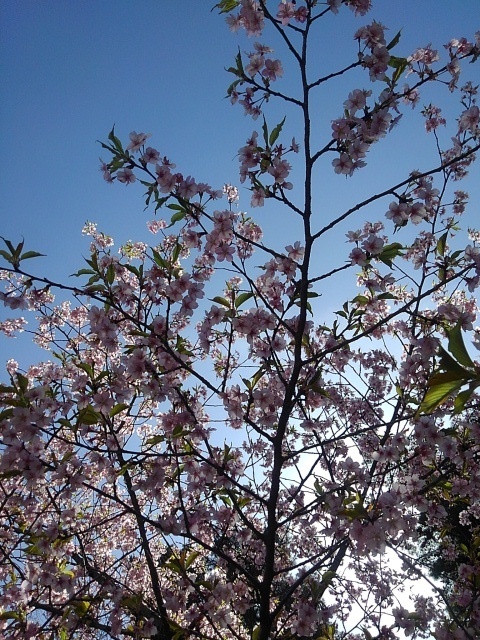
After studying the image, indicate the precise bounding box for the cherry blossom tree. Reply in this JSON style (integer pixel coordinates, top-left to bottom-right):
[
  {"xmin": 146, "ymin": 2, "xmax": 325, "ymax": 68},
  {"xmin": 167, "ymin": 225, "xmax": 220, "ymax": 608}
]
[{"xmin": 1, "ymin": 1, "xmax": 480, "ymax": 639}]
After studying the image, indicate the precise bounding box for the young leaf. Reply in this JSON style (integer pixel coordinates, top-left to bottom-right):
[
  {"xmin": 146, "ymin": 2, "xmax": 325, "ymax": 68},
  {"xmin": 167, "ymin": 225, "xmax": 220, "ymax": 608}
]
[
  {"xmin": 105, "ymin": 264, "xmax": 116, "ymax": 285},
  {"xmin": 417, "ymin": 376, "xmax": 465, "ymax": 415},
  {"xmin": 453, "ymin": 387, "xmax": 474, "ymax": 414},
  {"xmin": 213, "ymin": 0, "xmax": 240, "ymax": 15},
  {"xmin": 19, "ymin": 250, "xmax": 45, "ymax": 261},
  {"xmin": 211, "ymin": 296, "xmax": 231, "ymax": 308},
  {"xmin": 71, "ymin": 268, "xmax": 96, "ymax": 277},
  {"xmin": 185, "ymin": 551, "xmax": 200, "ymax": 569},
  {"xmin": 0, "ymin": 249, "xmax": 13, "ymax": 264},
  {"xmin": 262, "ymin": 117, "xmax": 269, "ymax": 147},
  {"xmin": 145, "ymin": 434, "xmax": 164, "ymax": 446},
  {"xmin": 235, "ymin": 49, "xmax": 244, "ymax": 76},
  {"xmin": 152, "ymin": 249, "xmax": 168, "ymax": 269},
  {"xmin": 235, "ymin": 292, "xmax": 254, "ymax": 308},
  {"xmin": 108, "ymin": 126, "xmax": 124, "ymax": 153},
  {"xmin": 377, "ymin": 242, "xmax": 404, "ymax": 266},
  {"xmin": 109, "ymin": 403, "xmax": 129, "ymax": 418},
  {"xmin": 0, "ymin": 236, "xmax": 16, "ymax": 255},
  {"xmin": 437, "ymin": 346, "xmax": 470, "ymax": 377},
  {"xmin": 168, "ymin": 211, "xmax": 186, "ymax": 227},
  {"xmin": 447, "ymin": 320, "xmax": 475, "ymax": 369},
  {"xmin": 77, "ymin": 405, "xmax": 101, "ymax": 426},
  {"xmin": 436, "ymin": 231, "xmax": 448, "ymax": 257},
  {"xmin": 269, "ymin": 116, "xmax": 286, "ymax": 146},
  {"xmin": 386, "ymin": 29, "xmax": 402, "ymax": 51}
]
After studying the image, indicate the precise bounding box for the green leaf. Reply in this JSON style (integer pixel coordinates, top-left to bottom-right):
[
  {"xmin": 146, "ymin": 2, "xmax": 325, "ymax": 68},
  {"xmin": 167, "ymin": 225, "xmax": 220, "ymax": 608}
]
[
  {"xmin": 109, "ymin": 403, "xmax": 129, "ymax": 417},
  {"xmin": 172, "ymin": 242, "xmax": 182, "ymax": 263},
  {"xmin": 185, "ymin": 551, "xmax": 200, "ymax": 569},
  {"xmin": 107, "ymin": 126, "xmax": 124, "ymax": 153},
  {"xmin": 430, "ymin": 369, "xmax": 475, "ymax": 385},
  {"xmin": 72, "ymin": 598, "xmax": 91, "ymax": 617},
  {"xmin": 152, "ymin": 249, "xmax": 168, "ymax": 269},
  {"xmin": 0, "ymin": 236, "xmax": 16, "ymax": 254},
  {"xmin": 393, "ymin": 60, "xmax": 408, "ymax": 84},
  {"xmin": 145, "ymin": 434, "xmax": 164, "ymax": 446},
  {"xmin": 454, "ymin": 388, "xmax": 473, "ymax": 414},
  {"xmin": 388, "ymin": 55, "xmax": 407, "ymax": 70},
  {"xmin": 26, "ymin": 543, "xmax": 44, "ymax": 556},
  {"xmin": 417, "ymin": 377, "xmax": 465, "ymax": 414},
  {"xmin": 98, "ymin": 140, "xmax": 116, "ymax": 153},
  {"xmin": 59, "ymin": 628, "xmax": 69, "ymax": 640},
  {"xmin": 86, "ymin": 273, "xmax": 101, "ymax": 286},
  {"xmin": 250, "ymin": 366, "xmax": 265, "ymax": 389},
  {"xmin": 124, "ymin": 263, "xmax": 141, "ymax": 278},
  {"xmin": 13, "ymin": 239, "xmax": 25, "ymax": 259},
  {"xmin": 437, "ymin": 346, "xmax": 470, "ymax": 377},
  {"xmin": 269, "ymin": 116, "xmax": 286, "ymax": 146},
  {"xmin": 377, "ymin": 242, "xmax": 404, "ymax": 266},
  {"xmin": 211, "ymin": 296, "xmax": 231, "ymax": 308},
  {"xmin": 155, "ymin": 196, "xmax": 170, "ymax": 212},
  {"xmin": 77, "ymin": 362, "xmax": 95, "ymax": 377},
  {"xmin": 57, "ymin": 418, "xmax": 73, "ymax": 429},
  {"xmin": 85, "ymin": 283, "xmax": 105, "ymax": 293},
  {"xmin": 19, "ymin": 250, "xmax": 45, "ymax": 261},
  {"xmin": 226, "ymin": 65, "xmax": 240, "ymax": 77},
  {"xmin": 377, "ymin": 292, "xmax": 398, "ymax": 300},
  {"xmin": 352, "ymin": 295, "xmax": 369, "ymax": 305},
  {"xmin": 77, "ymin": 405, "xmax": 101, "ymax": 426},
  {"xmin": 116, "ymin": 463, "xmax": 131, "ymax": 477},
  {"xmin": 226, "ymin": 79, "xmax": 240, "ymax": 97},
  {"xmin": 388, "ymin": 56, "xmax": 408, "ymax": 84},
  {"xmin": 14, "ymin": 373, "xmax": 29, "ymax": 393},
  {"xmin": 106, "ymin": 264, "xmax": 116, "ymax": 285},
  {"xmin": 436, "ymin": 232, "xmax": 448, "ymax": 257},
  {"xmin": 262, "ymin": 117, "xmax": 269, "ymax": 146},
  {"xmin": 166, "ymin": 557, "xmax": 183, "ymax": 574},
  {"xmin": 71, "ymin": 268, "xmax": 96, "ymax": 277},
  {"xmin": 451, "ymin": 249, "xmax": 463, "ymax": 261},
  {"xmin": 172, "ymin": 424, "xmax": 188, "ymax": 438},
  {"xmin": 447, "ymin": 321, "xmax": 475, "ymax": 369},
  {"xmin": 321, "ymin": 571, "xmax": 336, "ymax": 585},
  {"xmin": 213, "ymin": 0, "xmax": 240, "ymax": 14},
  {"xmin": 0, "ymin": 611, "xmax": 20, "ymax": 621},
  {"xmin": 86, "ymin": 254, "xmax": 99, "ymax": 270},
  {"xmin": 0, "ymin": 249, "xmax": 13, "ymax": 263},
  {"xmin": 235, "ymin": 49, "xmax": 244, "ymax": 76},
  {"xmin": 386, "ymin": 29, "xmax": 402, "ymax": 51},
  {"xmin": 235, "ymin": 292, "xmax": 253, "ymax": 308},
  {"xmin": 168, "ymin": 211, "xmax": 186, "ymax": 227}
]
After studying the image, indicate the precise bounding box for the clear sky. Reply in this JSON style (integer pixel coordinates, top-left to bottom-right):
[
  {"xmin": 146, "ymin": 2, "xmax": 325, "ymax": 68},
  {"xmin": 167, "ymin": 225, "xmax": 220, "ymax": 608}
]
[{"xmin": 1, "ymin": 0, "xmax": 479, "ymax": 366}]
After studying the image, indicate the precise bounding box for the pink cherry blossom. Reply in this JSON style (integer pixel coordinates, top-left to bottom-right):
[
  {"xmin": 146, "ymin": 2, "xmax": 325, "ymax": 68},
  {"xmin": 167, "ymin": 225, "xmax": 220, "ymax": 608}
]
[
  {"xmin": 458, "ymin": 105, "xmax": 479, "ymax": 134},
  {"xmin": 276, "ymin": 2, "xmax": 295, "ymax": 26},
  {"xmin": 126, "ymin": 130, "xmax": 151, "ymax": 152},
  {"xmin": 261, "ymin": 58, "xmax": 284, "ymax": 81},
  {"xmin": 116, "ymin": 167, "xmax": 136, "ymax": 184}
]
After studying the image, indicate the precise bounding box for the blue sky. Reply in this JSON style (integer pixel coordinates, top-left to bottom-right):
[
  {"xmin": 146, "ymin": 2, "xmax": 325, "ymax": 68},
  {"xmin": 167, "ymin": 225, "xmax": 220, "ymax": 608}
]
[{"xmin": 1, "ymin": 0, "xmax": 479, "ymax": 366}]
